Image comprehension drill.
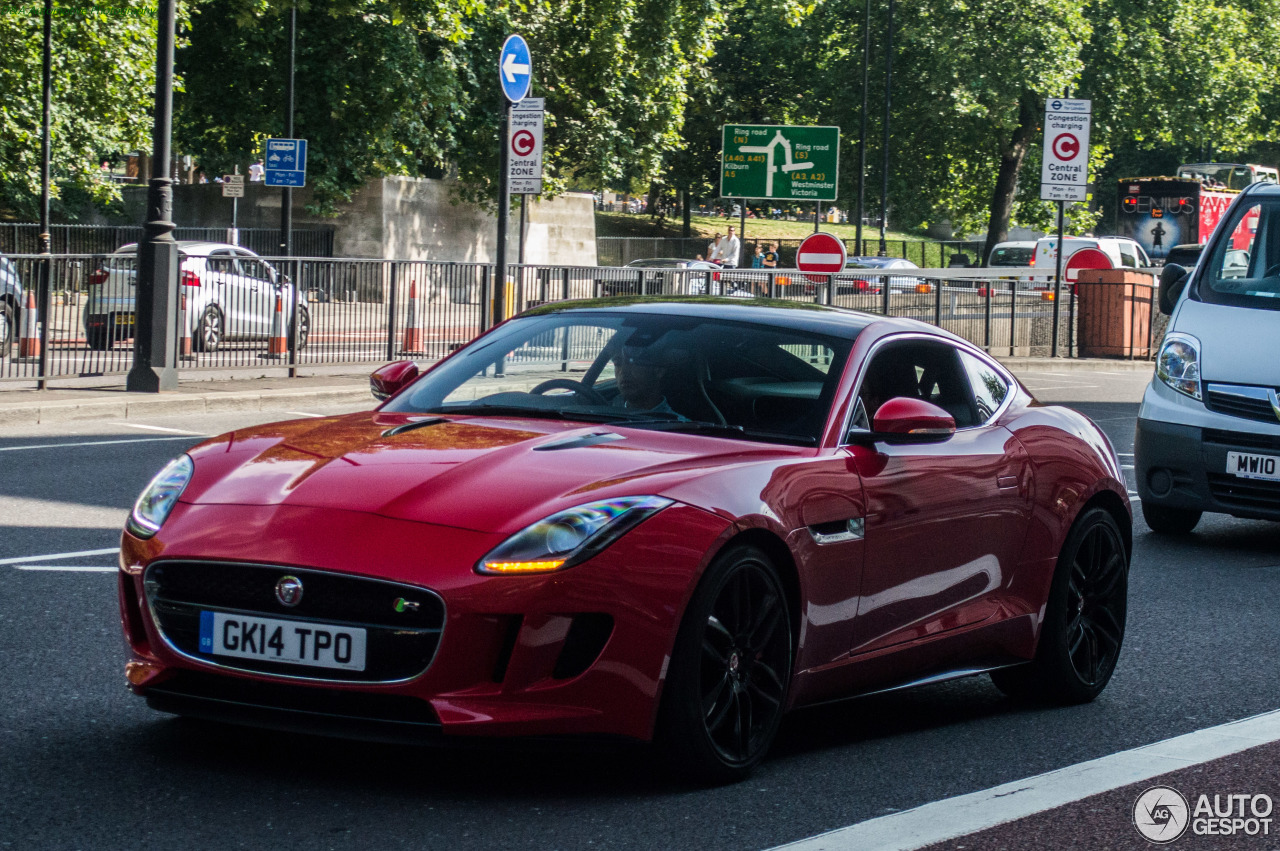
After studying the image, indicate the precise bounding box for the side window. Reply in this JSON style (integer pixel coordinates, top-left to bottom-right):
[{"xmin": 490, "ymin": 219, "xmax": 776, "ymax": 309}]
[
  {"xmin": 1119, "ymin": 246, "xmax": 1138, "ymax": 268},
  {"xmin": 852, "ymin": 341, "xmax": 978, "ymax": 431},
  {"xmin": 205, "ymin": 252, "xmax": 237, "ymax": 274},
  {"xmin": 958, "ymin": 351, "xmax": 1009, "ymax": 423},
  {"xmin": 237, "ymin": 253, "xmax": 273, "ymax": 281}
]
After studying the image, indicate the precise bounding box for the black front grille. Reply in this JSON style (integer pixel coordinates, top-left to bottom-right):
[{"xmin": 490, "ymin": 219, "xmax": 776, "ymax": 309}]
[
  {"xmin": 1204, "ymin": 387, "xmax": 1280, "ymax": 425},
  {"xmin": 1203, "ymin": 429, "xmax": 1280, "ymax": 452},
  {"xmin": 1207, "ymin": 473, "xmax": 1280, "ymax": 512},
  {"xmin": 145, "ymin": 561, "xmax": 445, "ymax": 683}
]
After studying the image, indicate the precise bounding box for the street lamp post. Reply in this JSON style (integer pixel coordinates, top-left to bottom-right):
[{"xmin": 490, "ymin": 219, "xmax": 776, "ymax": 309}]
[
  {"xmin": 854, "ymin": 0, "xmax": 870, "ymax": 258},
  {"xmin": 126, "ymin": 0, "xmax": 179, "ymax": 392},
  {"xmin": 36, "ymin": 0, "xmax": 53, "ymax": 387},
  {"xmin": 877, "ymin": 0, "xmax": 893, "ymax": 257},
  {"xmin": 280, "ymin": 0, "xmax": 295, "ymax": 258}
]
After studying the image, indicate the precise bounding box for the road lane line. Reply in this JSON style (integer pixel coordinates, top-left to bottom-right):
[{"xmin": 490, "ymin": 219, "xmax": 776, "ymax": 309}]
[
  {"xmin": 0, "ymin": 435, "xmax": 202, "ymax": 452},
  {"xmin": 0, "ymin": 547, "xmax": 118, "ymax": 565},
  {"xmin": 284, "ymin": 411, "xmax": 325, "ymax": 418},
  {"xmin": 108, "ymin": 422, "xmax": 206, "ymax": 435},
  {"xmin": 14, "ymin": 565, "xmax": 116, "ymax": 573},
  {"xmin": 1023, "ymin": 384, "xmax": 1100, "ymax": 392},
  {"xmin": 768, "ymin": 709, "xmax": 1280, "ymax": 851}
]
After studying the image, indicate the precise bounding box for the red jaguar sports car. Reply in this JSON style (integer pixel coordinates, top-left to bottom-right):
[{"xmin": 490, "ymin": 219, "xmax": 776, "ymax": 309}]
[{"xmin": 119, "ymin": 298, "xmax": 1131, "ymax": 782}]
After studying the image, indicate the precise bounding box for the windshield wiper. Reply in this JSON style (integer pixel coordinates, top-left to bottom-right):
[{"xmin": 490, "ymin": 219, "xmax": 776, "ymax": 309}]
[{"xmin": 618, "ymin": 419, "xmax": 817, "ymax": 446}]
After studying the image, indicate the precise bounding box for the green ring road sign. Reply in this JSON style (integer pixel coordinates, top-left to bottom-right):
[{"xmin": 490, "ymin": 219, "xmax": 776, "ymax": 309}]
[{"xmin": 721, "ymin": 124, "xmax": 840, "ymax": 202}]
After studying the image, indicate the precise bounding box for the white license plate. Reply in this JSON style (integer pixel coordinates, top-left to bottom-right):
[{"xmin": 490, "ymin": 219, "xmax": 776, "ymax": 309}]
[
  {"xmin": 1227, "ymin": 451, "xmax": 1280, "ymax": 482},
  {"xmin": 198, "ymin": 611, "xmax": 366, "ymax": 671}
]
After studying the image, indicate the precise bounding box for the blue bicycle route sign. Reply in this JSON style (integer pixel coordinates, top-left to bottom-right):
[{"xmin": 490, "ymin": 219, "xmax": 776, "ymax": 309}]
[{"xmin": 264, "ymin": 138, "xmax": 307, "ymax": 187}]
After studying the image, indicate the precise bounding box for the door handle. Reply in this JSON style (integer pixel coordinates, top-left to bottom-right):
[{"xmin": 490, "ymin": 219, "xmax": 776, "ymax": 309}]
[{"xmin": 997, "ymin": 475, "xmax": 1019, "ymax": 489}]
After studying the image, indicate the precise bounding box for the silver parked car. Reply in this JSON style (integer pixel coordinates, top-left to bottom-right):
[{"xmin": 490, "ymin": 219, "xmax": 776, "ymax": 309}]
[
  {"xmin": 0, "ymin": 252, "xmax": 24, "ymax": 354},
  {"xmin": 84, "ymin": 241, "xmax": 309, "ymax": 352}
]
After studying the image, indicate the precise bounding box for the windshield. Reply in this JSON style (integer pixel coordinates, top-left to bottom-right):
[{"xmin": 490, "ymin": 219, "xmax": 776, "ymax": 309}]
[
  {"xmin": 989, "ymin": 247, "xmax": 1033, "ymax": 267},
  {"xmin": 1177, "ymin": 164, "xmax": 1255, "ymax": 191},
  {"xmin": 384, "ymin": 310, "xmax": 856, "ymax": 445},
  {"xmin": 1198, "ymin": 199, "xmax": 1280, "ymax": 310}
]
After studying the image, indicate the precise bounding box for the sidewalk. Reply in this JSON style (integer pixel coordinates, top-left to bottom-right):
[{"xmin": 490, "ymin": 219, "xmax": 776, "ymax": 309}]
[{"xmin": 0, "ymin": 356, "xmax": 1153, "ymax": 426}]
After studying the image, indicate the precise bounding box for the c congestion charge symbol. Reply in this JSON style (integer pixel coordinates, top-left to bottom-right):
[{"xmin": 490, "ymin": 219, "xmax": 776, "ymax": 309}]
[
  {"xmin": 512, "ymin": 130, "xmax": 536, "ymax": 157},
  {"xmin": 1053, "ymin": 133, "xmax": 1081, "ymax": 161}
]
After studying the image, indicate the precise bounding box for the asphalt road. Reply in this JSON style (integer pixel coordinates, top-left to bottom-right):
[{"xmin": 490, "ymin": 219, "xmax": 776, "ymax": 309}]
[{"xmin": 3, "ymin": 367, "xmax": 1278, "ymax": 850}]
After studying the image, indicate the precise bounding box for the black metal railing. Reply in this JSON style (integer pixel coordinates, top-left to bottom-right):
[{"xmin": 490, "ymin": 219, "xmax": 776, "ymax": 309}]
[
  {"xmin": 596, "ymin": 236, "xmax": 986, "ymax": 268},
  {"xmin": 0, "ymin": 224, "xmax": 335, "ymax": 258},
  {"xmin": 0, "ymin": 255, "xmax": 1157, "ymax": 384}
]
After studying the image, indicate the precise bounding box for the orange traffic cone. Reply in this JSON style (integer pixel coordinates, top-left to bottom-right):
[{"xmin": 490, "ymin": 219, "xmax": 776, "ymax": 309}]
[
  {"xmin": 18, "ymin": 289, "xmax": 40, "ymax": 359},
  {"xmin": 179, "ymin": 291, "xmax": 194, "ymax": 360},
  {"xmin": 259, "ymin": 292, "xmax": 287, "ymax": 359},
  {"xmin": 399, "ymin": 279, "xmax": 425, "ymax": 355}
]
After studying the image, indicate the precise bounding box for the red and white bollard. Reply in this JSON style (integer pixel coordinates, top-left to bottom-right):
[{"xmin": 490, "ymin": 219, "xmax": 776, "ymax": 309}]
[
  {"xmin": 399, "ymin": 279, "xmax": 426, "ymax": 355},
  {"xmin": 260, "ymin": 291, "xmax": 287, "ymax": 360},
  {"xmin": 179, "ymin": 291, "xmax": 194, "ymax": 360},
  {"xmin": 18, "ymin": 289, "xmax": 40, "ymax": 359}
]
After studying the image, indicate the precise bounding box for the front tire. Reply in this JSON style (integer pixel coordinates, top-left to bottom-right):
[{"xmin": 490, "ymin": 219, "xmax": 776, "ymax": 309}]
[
  {"xmin": 1141, "ymin": 502, "xmax": 1201, "ymax": 535},
  {"xmin": 991, "ymin": 507, "xmax": 1128, "ymax": 704},
  {"xmin": 657, "ymin": 544, "xmax": 792, "ymax": 784}
]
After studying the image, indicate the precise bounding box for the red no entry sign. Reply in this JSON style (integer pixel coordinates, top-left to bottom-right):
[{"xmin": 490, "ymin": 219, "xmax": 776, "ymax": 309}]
[
  {"xmin": 512, "ymin": 130, "xmax": 536, "ymax": 157},
  {"xmin": 796, "ymin": 232, "xmax": 847, "ymax": 283}
]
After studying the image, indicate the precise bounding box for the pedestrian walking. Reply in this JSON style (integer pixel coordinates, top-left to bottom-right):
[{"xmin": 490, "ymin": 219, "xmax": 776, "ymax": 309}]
[
  {"xmin": 708, "ymin": 233, "xmax": 724, "ymax": 263},
  {"xmin": 721, "ymin": 227, "xmax": 741, "ymax": 268},
  {"xmin": 249, "ymin": 161, "xmax": 265, "ymax": 181},
  {"xmin": 762, "ymin": 241, "xmax": 781, "ymax": 269},
  {"xmin": 751, "ymin": 245, "xmax": 764, "ymax": 268}
]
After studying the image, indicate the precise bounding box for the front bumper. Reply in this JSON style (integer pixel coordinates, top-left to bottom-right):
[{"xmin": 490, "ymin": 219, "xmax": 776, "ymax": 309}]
[
  {"xmin": 119, "ymin": 501, "xmax": 731, "ymax": 743},
  {"xmin": 1136, "ymin": 417, "xmax": 1280, "ymax": 521}
]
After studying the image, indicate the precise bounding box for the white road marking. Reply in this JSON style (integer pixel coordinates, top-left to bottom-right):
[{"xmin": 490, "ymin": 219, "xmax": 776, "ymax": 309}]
[
  {"xmin": 768, "ymin": 709, "xmax": 1280, "ymax": 851},
  {"xmin": 1121, "ymin": 464, "xmax": 1134, "ymax": 470},
  {"xmin": 0, "ymin": 547, "xmax": 118, "ymax": 565},
  {"xmin": 14, "ymin": 565, "xmax": 116, "ymax": 573},
  {"xmin": 0, "ymin": 435, "xmax": 201, "ymax": 452},
  {"xmin": 284, "ymin": 411, "xmax": 324, "ymax": 418},
  {"xmin": 108, "ymin": 422, "xmax": 206, "ymax": 435},
  {"xmin": 1022, "ymin": 384, "xmax": 1099, "ymax": 392}
]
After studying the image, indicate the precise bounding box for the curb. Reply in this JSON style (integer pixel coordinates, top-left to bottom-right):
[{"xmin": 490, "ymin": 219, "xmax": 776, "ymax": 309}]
[{"xmin": 0, "ymin": 385, "xmax": 373, "ymax": 426}]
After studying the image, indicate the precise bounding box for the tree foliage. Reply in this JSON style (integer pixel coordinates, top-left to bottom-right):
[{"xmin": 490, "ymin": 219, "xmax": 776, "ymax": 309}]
[{"xmin": 0, "ymin": 0, "xmax": 158, "ymax": 219}]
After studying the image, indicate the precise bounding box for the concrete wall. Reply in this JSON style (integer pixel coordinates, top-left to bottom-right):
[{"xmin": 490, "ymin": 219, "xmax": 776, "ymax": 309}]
[{"xmin": 120, "ymin": 177, "xmax": 596, "ymax": 265}]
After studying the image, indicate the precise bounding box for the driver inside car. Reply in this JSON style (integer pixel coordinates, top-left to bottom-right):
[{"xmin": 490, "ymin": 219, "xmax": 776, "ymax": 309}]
[{"xmin": 613, "ymin": 344, "xmax": 684, "ymax": 418}]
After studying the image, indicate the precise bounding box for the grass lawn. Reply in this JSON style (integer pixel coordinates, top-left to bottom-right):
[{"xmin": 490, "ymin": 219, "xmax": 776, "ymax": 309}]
[{"xmin": 595, "ymin": 210, "xmax": 938, "ymax": 243}]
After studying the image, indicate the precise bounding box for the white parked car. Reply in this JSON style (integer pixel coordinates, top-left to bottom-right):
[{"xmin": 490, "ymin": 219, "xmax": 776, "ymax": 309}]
[
  {"xmin": 1031, "ymin": 236, "xmax": 1152, "ymax": 275},
  {"xmin": 1136, "ymin": 183, "xmax": 1279, "ymax": 533},
  {"xmin": 85, "ymin": 242, "xmax": 309, "ymax": 352}
]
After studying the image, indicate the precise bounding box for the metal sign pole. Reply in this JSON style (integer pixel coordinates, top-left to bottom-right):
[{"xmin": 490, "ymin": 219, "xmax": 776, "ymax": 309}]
[
  {"xmin": 494, "ymin": 99, "xmax": 512, "ymax": 327},
  {"xmin": 1052, "ymin": 199, "xmax": 1065, "ymax": 357},
  {"xmin": 518, "ymin": 194, "xmax": 527, "ymax": 266}
]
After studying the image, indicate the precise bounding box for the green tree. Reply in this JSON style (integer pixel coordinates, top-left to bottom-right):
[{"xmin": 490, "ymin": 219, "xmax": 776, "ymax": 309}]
[{"xmin": 0, "ymin": 0, "xmax": 157, "ymax": 220}]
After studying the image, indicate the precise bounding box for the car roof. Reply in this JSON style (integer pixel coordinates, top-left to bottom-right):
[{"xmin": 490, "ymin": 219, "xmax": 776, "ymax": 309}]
[
  {"xmin": 113, "ymin": 241, "xmax": 255, "ymax": 254},
  {"xmin": 845, "ymin": 256, "xmax": 916, "ymax": 268},
  {"xmin": 991, "ymin": 241, "xmax": 1035, "ymax": 250},
  {"xmin": 523, "ymin": 296, "xmax": 894, "ymax": 337}
]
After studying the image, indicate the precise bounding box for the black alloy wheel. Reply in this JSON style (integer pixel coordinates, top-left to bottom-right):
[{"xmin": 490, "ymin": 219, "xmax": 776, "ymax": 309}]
[
  {"xmin": 659, "ymin": 545, "xmax": 792, "ymax": 784},
  {"xmin": 992, "ymin": 507, "xmax": 1128, "ymax": 704},
  {"xmin": 194, "ymin": 306, "xmax": 223, "ymax": 353}
]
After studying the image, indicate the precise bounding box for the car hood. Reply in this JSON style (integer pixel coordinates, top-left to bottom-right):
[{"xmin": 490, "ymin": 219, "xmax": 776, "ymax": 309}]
[
  {"xmin": 181, "ymin": 411, "xmax": 795, "ymax": 534},
  {"xmin": 1176, "ymin": 298, "xmax": 1280, "ymax": 387}
]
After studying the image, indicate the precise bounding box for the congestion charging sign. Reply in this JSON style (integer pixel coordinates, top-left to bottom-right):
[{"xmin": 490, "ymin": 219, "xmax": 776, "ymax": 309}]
[{"xmin": 1040, "ymin": 99, "xmax": 1091, "ymax": 202}]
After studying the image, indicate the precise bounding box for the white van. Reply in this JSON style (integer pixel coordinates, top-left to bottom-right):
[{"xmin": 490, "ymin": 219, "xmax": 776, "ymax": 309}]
[
  {"xmin": 1032, "ymin": 236, "xmax": 1152, "ymax": 273},
  {"xmin": 1135, "ymin": 182, "xmax": 1280, "ymax": 533}
]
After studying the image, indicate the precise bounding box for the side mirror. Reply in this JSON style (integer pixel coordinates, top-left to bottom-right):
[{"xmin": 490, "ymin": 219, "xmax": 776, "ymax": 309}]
[
  {"xmin": 370, "ymin": 360, "xmax": 420, "ymax": 402},
  {"xmin": 870, "ymin": 397, "xmax": 956, "ymax": 443},
  {"xmin": 1158, "ymin": 263, "xmax": 1188, "ymax": 316}
]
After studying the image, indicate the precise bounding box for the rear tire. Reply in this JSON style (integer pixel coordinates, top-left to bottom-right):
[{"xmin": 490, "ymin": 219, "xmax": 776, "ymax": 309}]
[
  {"xmin": 657, "ymin": 544, "xmax": 792, "ymax": 785},
  {"xmin": 991, "ymin": 507, "xmax": 1128, "ymax": 705},
  {"xmin": 0, "ymin": 301, "xmax": 14, "ymax": 354},
  {"xmin": 193, "ymin": 306, "xmax": 223, "ymax": 353},
  {"xmin": 1141, "ymin": 502, "xmax": 1201, "ymax": 535}
]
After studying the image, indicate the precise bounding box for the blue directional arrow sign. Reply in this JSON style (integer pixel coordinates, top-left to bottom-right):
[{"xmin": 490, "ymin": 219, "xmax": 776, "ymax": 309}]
[
  {"xmin": 499, "ymin": 34, "xmax": 532, "ymax": 103},
  {"xmin": 264, "ymin": 138, "xmax": 307, "ymax": 187}
]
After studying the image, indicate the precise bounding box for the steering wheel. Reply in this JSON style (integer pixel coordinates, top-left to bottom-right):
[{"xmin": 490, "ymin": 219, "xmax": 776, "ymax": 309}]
[
  {"xmin": 530, "ymin": 378, "xmax": 607, "ymax": 405},
  {"xmin": 1263, "ymin": 263, "xmax": 1280, "ymax": 278}
]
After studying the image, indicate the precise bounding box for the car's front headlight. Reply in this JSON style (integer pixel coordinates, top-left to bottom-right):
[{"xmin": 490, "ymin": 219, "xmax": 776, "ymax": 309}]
[
  {"xmin": 477, "ymin": 496, "xmax": 673, "ymax": 575},
  {"xmin": 1156, "ymin": 332, "xmax": 1202, "ymax": 400},
  {"xmin": 127, "ymin": 455, "xmax": 194, "ymax": 539}
]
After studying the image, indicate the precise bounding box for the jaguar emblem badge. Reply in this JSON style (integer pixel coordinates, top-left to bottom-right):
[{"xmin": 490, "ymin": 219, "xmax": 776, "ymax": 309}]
[{"xmin": 275, "ymin": 575, "xmax": 304, "ymax": 607}]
